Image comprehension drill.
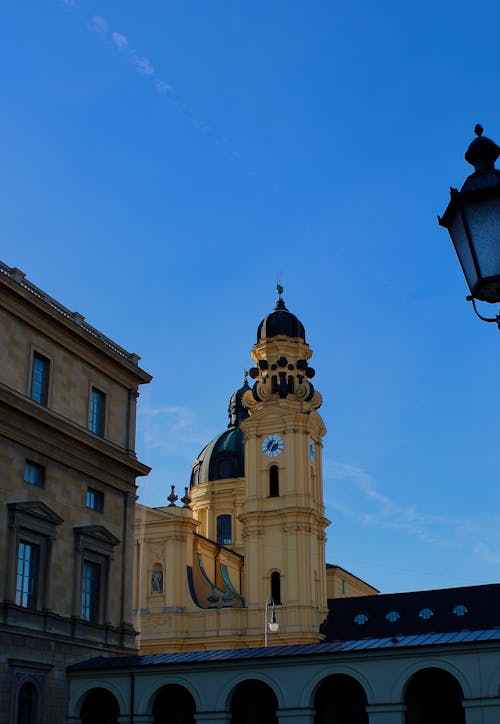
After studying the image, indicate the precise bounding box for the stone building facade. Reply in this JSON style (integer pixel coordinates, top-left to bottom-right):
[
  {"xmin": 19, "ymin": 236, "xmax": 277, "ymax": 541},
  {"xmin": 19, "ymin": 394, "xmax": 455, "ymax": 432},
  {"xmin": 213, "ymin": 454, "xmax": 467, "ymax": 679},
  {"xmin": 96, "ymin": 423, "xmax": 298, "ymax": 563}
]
[{"xmin": 0, "ymin": 261, "xmax": 151, "ymax": 724}]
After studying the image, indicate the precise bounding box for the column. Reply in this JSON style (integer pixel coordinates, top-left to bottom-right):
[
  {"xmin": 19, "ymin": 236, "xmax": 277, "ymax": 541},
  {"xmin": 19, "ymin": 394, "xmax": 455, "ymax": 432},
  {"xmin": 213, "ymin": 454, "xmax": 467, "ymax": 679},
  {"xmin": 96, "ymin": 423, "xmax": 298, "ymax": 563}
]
[
  {"xmin": 463, "ymin": 697, "xmax": 500, "ymax": 724},
  {"xmin": 277, "ymin": 707, "xmax": 316, "ymax": 724},
  {"xmin": 195, "ymin": 711, "xmax": 231, "ymax": 724},
  {"xmin": 366, "ymin": 703, "xmax": 406, "ymax": 724}
]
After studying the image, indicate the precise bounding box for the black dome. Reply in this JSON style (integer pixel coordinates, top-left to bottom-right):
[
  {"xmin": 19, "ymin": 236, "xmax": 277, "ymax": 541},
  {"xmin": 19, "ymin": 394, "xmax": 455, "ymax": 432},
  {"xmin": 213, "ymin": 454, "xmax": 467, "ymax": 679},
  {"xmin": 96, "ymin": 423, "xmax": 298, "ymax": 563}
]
[
  {"xmin": 257, "ymin": 298, "xmax": 305, "ymax": 342},
  {"xmin": 190, "ymin": 427, "xmax": 244, "ymax": 488}
]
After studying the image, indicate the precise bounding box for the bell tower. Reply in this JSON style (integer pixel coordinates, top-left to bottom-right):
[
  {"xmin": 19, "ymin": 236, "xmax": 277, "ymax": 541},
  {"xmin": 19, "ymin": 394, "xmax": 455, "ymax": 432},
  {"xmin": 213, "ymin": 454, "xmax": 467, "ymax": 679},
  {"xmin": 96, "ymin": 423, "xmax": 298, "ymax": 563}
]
[{"xmin": 240, "ymin": 288, "xmax": 329, "ymax": 644}]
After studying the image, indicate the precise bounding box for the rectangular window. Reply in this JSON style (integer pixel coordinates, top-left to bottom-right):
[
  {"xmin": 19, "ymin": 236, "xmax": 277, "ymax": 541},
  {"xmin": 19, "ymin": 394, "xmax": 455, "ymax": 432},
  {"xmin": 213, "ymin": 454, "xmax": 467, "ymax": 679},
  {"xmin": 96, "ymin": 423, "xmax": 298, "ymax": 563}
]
[
  {"xmin": 15, "ymin": 541, "xmax": 39, "ymax": 608},
  {"xmin": 30, "ymin": 352, "xmax": 50, "ymax": 405},
  {"xmin": 81, "ymin": 560, "xmax": 101, "ymax": 623},
  {"xmin": 24, "ymin": 460, "xmax": 45, "ymax": 488},
  {"xmin": 89, "ymin": 387, "xmax": 106, "ymax": 436},
  {"xmin": 216, "ymin": 514, "xmax": 232, "ymax": 545},
  {"xmin": 86, "ymin": 487, "xmax": 104, "ymax": 512}
]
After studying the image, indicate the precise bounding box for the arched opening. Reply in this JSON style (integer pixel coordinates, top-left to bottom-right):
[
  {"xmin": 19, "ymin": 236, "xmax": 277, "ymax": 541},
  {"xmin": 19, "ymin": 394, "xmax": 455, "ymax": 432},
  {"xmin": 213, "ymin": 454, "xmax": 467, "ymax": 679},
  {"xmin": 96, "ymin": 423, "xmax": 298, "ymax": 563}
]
[
  {"xmin": 269, "ymin": 466, "xmax": 279, "ymax": 497},
  {"xmin": 217, "ymin": 515, "xmax": 232, "ymax": 545},
  {"xmin": 314, "ymin": 673, "xmax": 368, "ymax": 724},
  {"xmin": 80, "ymin": 687, "xmax": 119, "ymax": 724},
  {"xmin": 17, "ymin": 682, "xmax": 37, "ymax": 724},
  {"xmin": 271, "ymin": 571, "xmax": 281, "ymax": 605},
  {"xmin": 404, "ymin": 667, "xmax": 465, "ymax": 724},
  {"xmin": 230, "ymin": 679, "xmax": 278, "ymax": 724},
  {"xmin": 152, "ymin": 684, "xmax": 196, "ymax": 724}
]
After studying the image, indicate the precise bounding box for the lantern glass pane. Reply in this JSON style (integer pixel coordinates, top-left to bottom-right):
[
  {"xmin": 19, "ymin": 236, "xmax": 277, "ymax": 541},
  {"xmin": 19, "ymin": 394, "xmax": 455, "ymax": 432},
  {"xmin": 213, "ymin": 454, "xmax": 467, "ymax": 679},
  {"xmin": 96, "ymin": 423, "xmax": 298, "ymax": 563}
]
[
  {"xmin": 464, "ymin": 198, "xmax": 500, "ymax": 281},
  {"xmin": 449, "ymin": 211, "xmax": 478, "ymax": 292}
]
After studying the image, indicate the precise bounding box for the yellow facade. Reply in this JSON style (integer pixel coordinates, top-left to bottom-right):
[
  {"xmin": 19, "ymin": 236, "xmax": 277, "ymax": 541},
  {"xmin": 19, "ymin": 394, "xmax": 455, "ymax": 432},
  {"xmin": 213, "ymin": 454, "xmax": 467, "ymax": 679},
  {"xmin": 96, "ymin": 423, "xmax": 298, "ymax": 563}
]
[{"xmin": 134, "ymin": 293, "xmax": 377, "ymax": 653}]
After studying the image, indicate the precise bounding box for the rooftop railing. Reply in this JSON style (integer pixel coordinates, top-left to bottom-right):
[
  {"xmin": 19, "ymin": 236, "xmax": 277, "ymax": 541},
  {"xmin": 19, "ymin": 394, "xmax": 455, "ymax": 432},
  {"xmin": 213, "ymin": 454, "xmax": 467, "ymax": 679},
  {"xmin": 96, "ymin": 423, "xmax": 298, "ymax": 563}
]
[{"xmin": 0, "ymin": 261, "xmax": 140, "ymax": 365}]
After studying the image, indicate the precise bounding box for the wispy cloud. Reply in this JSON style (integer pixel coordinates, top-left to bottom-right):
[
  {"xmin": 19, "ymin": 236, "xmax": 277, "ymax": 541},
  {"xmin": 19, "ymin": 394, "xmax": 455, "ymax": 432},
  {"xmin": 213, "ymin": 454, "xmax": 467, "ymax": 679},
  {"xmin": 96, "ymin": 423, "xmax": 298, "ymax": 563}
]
[
  {"xmin": 155, "ymin": 80, "xmax": 172, "ymax": 94},
  {"xmin": 90, "ymin": 15, "xmax": 108, "ymax": 34},
  {"xmin": 111, "ymin": 31, "xmax": 128, "ymax": 49},
  {"xmin": 138, "ymin": 404, "xmax": 209, "ymax": 458},
  {"xmin": 61, "ymin": 6, "xmax": 249, "ymax": 171},
  {"xmin": 324, "ymin": 458, "xmax": 500, "ymax": 560},
  {"xmin": 133, "ymin": 55, "xmax": 154, "ymax": 75}
]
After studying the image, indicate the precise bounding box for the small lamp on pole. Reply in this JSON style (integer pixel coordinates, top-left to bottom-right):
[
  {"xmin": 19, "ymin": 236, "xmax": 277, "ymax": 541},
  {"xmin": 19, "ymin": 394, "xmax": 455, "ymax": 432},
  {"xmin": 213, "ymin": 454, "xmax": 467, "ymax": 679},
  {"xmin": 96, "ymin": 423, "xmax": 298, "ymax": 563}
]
[
  {"xmin": 438, "ymin": 124, "xmax": 500, "ymax": 329},
  {"xmin": 264, "ymin": 597, "xmax": 279, "ymax": 647}
]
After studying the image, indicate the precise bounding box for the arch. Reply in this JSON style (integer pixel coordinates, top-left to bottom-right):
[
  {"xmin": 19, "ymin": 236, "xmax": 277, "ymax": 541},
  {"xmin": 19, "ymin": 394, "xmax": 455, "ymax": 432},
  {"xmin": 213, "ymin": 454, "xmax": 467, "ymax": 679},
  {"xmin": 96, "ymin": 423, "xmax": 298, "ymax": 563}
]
[
  {"xmin": 403, "ymin": 667, "xmax": 465, "ymax": 724},
  {"xmin": 70, "ymin": 681, "xmax": 127, "ymax": 719},
  {"xmin": 152, "ymin": 683, "xmax": 196, "ymax": 724},
  {"xmin": 229, "ymin": 678, "xmax": 279, "ymax": 724},
  {"xmin": 218, "ymin": 672, "xmax": 285, "ymax": 711},
  {"xmin": 313, "ymin": 673, "xmax": 369, "ymax": 724},
  {"xmin": 17, "ymin": 681, "xmax": 37, "ymax": 724},
  {"xmin": 80, "ymin": 687, "xmax": 120, "ymax": 724},
  {"xmin": 138, "ymin": 675, "xmax": 203, "ymax": 715},
  {"xmin": 271, "ymin": 571, "xmax": 281, "ymax": 605},
  {"xmin": 269, "ymin": 466, "xmax": 279, "ymax": 497},
  {"xmin": 301, "ymin": 666, "xmax": 374, "ymax": 709},
  {"xmin": 392, "ymin": 659, "xmax": 471, "ymax": 703}
]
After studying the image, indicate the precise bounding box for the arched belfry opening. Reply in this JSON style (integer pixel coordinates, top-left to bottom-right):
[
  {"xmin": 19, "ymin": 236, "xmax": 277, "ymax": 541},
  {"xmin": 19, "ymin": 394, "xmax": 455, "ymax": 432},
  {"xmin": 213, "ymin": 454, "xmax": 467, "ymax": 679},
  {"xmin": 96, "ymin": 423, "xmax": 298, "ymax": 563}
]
[
  {"xmin": 269, "ymin": 466, "xmax": 279, "ymax": 497},
  {"xmin": 271, "ymin": 571, "xmax": 281, "ymax": 605},
  {"xmin": 404, "ymin": 668, "xmax": 465, "ymax": 724},
  {"xmin": 314, "ymin": 674, "xmax": 368, "ymax": 724},
  {"xmin": 230, "ymin": 679, "xmax": 278, "ymax": 724}
]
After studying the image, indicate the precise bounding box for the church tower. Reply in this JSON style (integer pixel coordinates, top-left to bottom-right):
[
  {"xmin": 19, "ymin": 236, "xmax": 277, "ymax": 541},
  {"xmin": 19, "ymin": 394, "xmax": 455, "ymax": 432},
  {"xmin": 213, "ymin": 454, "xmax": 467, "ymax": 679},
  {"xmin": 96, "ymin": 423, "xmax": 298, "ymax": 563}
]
[{"xmin": 240, "ymin": 289, "xmax": 329, "ymax": 643}]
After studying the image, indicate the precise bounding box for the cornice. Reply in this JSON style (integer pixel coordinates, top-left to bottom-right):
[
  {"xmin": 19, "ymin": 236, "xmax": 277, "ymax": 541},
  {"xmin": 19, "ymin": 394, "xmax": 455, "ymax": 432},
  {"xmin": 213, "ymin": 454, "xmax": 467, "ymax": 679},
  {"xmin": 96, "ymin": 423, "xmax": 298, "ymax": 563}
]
[
  {"xmin": 0, "ymin": 265, "xmax": 151, "ymax": 386},
  {"xmin": 0, "ymin": 384, "xmax": 150, "ymax": 486}
]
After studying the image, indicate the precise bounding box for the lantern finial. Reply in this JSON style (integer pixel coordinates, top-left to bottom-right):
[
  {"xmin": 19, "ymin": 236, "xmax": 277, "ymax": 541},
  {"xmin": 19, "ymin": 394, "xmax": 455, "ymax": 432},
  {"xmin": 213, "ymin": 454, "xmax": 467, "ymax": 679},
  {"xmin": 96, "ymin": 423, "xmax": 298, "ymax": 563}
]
[{"xmin": 465, "ymin": 124, "xmax": 500, "ymax": 172}]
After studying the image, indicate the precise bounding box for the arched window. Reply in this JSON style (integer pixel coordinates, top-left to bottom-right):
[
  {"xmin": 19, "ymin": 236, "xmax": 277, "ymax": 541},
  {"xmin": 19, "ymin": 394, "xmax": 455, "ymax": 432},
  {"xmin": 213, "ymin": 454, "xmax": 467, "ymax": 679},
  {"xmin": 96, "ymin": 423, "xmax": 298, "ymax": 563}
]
[
  {"xmin": 17, "ymin": 682, "xmax": 37, "ymax": 724},
  {"xmin": 404, "ymin": 667, "xmax": 465, "ymax": 724},
  {"xmin": 217, "ymin": 515, "xmax": 232, "ymax": 545},
  {"xmin": 269, "ymin": 466, "xmax": 279, "ymax": 497},
  {"xmin": 271, "ymin": 571, "xmax": 281, "ymax": 605},
  {"xmin": 314, "ymin": 674, "xmax": 368, "ymax": 724},
  {"xmin": 230, "ymin": 679, "xmax": 278, "ymax": 724}
]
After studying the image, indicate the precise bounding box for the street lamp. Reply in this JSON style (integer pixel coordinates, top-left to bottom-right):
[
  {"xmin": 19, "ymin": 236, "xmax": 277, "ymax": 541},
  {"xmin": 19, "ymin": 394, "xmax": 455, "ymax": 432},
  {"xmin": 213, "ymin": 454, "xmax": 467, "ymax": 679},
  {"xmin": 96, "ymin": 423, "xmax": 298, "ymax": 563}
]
[
  {"xmin": 264, "ymin": 597, "xmax": 279, "ymax": 647},
  {"xmin": 438, "ymin": 124, "xmax": 500, "ymax": 329}
]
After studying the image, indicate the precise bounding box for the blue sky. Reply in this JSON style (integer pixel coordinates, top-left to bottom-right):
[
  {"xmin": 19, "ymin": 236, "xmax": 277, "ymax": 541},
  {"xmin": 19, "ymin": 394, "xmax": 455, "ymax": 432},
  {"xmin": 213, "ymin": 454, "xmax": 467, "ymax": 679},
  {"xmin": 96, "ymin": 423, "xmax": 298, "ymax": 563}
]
[{"xmin": 2, "ymin": 1, "xmax": 500, "ymax": 594}]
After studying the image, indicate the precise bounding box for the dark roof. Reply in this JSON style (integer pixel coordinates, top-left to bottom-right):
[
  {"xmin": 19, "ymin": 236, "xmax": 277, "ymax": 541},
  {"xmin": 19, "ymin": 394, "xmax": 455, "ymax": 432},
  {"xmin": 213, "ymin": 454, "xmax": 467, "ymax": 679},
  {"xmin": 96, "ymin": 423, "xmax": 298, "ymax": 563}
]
[
  {"xmin": 68, "ymin": 628, "xmax": 500, "ymax": 673},
  {"xmin": 257, "ymin": 298, "xmax": 305, "ymax": 342},
  {"xmin": 190, "ymin": 427, "xmax": 245, "ymax": 488},
  {"xmin": 321, "ymin": 583, "xmax": 500, "ymax": 641}
]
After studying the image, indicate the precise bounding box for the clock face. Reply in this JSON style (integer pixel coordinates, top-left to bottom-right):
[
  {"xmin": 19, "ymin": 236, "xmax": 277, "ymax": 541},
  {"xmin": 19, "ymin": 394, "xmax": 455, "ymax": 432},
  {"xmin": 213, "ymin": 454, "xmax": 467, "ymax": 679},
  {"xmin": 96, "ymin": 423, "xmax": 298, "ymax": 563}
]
[
  {"xmin": 309, "ymin": 439, "xmax": 315, "ymax": 462},
  {"xmin": 262, "ymin": 434, "xmax": 284, "ymax": 458}
]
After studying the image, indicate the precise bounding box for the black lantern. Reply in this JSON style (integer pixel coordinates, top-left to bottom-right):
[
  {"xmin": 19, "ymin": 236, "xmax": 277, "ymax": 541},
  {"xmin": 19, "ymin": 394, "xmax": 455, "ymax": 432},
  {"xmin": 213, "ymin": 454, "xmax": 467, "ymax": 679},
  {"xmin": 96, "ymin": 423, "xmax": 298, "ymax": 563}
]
[{"xmin": 439, "ymin": 125, "xmax": 500, "ymax": 324}]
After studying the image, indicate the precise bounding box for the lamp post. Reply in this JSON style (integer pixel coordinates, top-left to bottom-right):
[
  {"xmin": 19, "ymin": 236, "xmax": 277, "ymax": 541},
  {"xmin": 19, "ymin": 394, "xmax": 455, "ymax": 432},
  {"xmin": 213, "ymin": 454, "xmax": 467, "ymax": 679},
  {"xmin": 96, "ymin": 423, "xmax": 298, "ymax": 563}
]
[
  {"xmin": 264, "ymin": 597, "xmax": 279, "ymax": 647},
  {"xmin": 438, "ymin": 125, "xmax": 500, "ymax": 329}
]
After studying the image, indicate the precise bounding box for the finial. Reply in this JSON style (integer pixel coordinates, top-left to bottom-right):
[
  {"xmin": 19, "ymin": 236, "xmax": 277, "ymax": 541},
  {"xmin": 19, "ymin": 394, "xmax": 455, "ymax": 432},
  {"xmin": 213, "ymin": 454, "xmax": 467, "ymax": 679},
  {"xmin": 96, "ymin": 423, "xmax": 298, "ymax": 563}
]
[
  {"xmin": 465, "ymin": 124, "xmax": 500, "ymax": 172},
  {"xmin": 181, "ymin": 486, "xmax": 191, "ymax": 508},
  {"xmin": 243, "ymin": 368, "xmax": 249, "ymax": 382},
  {"xmin": 276, "ymin": 283, "xmax": 284, "ymax": 298},
  {"xmin": 167, "ymin": 484, "xmax": 178, "ymax": 507}
]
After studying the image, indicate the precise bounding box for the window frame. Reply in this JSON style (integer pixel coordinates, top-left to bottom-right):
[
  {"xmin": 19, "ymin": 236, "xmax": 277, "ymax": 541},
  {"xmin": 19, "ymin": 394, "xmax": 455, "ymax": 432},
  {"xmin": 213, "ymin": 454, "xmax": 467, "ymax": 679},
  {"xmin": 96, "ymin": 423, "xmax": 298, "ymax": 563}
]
[
  {"xmin": 73, "ymin": 526, "xmax": 119, "ymax": 626},
  {"xmin": 29, "ymin": 351, "xmax": 50, "ymax": 406},
  {"xmin": 24, "ymin": 461, "xmax": 45, "ymax": 488},
  {"xmin": 216, "ymin": 514, "xmax": 232, "ymax": 546},
  {"xmin": 86, "ymin": 487, "xmax": 104, "ymax": 513},
  {"xmin": 7, "ymin": 502, "xmax": 63, "ymax": 612},
  {"xmin": 89, "ymin": 386, "xmax": 106, "ymax": 437},
  {"xmin": 15, "ymin": 540, "xmax": 40, "ymax": 609}
]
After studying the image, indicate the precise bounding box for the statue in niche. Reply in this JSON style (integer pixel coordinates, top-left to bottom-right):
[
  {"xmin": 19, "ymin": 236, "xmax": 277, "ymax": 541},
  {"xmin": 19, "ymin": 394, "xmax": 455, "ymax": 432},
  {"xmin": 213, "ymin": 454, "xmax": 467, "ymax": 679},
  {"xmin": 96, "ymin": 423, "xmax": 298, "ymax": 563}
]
[{"xmin": 151, "ymin": 569, "xmax": 163, "ymax": 593}]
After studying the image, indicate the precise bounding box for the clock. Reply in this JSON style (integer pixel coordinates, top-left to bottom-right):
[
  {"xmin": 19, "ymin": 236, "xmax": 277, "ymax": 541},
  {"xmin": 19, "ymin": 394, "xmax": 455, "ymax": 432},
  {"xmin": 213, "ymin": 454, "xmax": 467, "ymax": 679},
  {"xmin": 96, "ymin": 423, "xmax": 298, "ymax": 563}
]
[
  {"xmin": 309, "ymin": 438, "xmax": 315, "ymax": 462},
  {"xmin": 262, "ymin": 434, "xmax": 284, "ymax": 458}
]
